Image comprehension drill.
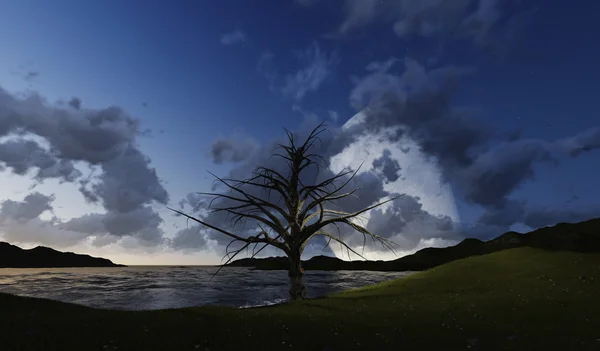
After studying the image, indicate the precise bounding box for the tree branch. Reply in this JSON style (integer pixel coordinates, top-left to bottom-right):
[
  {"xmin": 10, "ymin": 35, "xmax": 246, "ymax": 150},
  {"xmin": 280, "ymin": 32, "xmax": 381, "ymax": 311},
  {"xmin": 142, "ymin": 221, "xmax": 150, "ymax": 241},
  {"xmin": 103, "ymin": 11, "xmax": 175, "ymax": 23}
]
[{"xmin": 167, "ymin": 207, "xmax": 287, "ymax": 251}]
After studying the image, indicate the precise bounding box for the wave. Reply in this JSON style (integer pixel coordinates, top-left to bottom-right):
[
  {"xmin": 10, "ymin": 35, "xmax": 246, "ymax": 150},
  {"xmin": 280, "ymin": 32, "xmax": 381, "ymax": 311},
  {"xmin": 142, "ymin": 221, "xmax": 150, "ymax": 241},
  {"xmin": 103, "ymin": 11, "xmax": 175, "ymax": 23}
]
[{"xmin": 238, "ymin": 298, "xmax": 288, "ymax": 309}]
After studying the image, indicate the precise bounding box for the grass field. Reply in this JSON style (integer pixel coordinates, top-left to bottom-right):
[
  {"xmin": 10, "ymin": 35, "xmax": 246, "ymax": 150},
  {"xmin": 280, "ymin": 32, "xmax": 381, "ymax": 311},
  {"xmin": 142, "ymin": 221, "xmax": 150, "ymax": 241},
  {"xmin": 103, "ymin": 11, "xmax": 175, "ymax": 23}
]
[{"xmin": 1, "ymin": 247, "xmax": 599, "ymax": 350}]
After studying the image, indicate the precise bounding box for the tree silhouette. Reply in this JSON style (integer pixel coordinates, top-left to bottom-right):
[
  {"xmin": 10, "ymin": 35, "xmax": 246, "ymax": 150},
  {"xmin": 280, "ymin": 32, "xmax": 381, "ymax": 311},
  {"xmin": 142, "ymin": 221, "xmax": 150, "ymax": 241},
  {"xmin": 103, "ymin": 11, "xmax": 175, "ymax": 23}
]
[{"xmin": 169, "ymin": 123, "xmax": 402, "ymax": 300}]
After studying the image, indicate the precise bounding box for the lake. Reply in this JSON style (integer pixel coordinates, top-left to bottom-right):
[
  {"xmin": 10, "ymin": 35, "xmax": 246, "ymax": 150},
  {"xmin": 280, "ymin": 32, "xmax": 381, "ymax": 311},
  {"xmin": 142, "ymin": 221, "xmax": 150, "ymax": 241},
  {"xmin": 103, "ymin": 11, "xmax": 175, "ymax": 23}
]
[{"xmin": 0, "ymin": 266, "xmax": 413, "ymax": 310}]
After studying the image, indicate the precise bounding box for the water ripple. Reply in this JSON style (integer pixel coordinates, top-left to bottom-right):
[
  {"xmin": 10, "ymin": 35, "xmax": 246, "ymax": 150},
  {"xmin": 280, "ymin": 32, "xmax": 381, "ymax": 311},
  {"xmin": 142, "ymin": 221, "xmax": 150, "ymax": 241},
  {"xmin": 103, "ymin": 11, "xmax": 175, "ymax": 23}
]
[{"xmin": 0, "ymin": 266, "xmax": 413, "ymax": 310}]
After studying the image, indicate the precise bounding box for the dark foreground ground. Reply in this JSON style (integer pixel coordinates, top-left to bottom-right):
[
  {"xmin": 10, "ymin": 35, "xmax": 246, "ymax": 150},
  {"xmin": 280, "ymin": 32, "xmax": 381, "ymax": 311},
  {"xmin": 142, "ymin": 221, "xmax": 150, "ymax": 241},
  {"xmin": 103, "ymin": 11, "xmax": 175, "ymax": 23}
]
[{"xmin": 1, "ymin": 248, "xmax": 599, "ymax": 350}]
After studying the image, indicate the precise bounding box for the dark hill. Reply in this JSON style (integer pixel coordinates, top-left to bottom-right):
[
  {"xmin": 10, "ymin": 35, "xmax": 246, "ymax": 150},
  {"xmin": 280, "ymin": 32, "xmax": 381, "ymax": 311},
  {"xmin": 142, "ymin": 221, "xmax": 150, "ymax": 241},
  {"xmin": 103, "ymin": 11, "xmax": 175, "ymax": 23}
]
[
  {"xmin": 227, "ymin": 217, "xmax": 600, "ymax": 271},
  {"xmin": 0, "ymin": 242, "xmax": 125, "ymax": 268}
]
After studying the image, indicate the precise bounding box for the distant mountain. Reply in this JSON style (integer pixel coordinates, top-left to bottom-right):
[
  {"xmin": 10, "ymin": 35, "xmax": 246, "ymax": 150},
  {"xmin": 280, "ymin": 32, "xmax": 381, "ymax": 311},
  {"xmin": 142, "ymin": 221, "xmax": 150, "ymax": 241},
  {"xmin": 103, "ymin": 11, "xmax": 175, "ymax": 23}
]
[
  {"xmin": 0, "ymin": 242, "xmax": 126, "ymax": 268},
  {"xmin": 227, "ymin": 217, "xmax": 600, "ymax": 271}
]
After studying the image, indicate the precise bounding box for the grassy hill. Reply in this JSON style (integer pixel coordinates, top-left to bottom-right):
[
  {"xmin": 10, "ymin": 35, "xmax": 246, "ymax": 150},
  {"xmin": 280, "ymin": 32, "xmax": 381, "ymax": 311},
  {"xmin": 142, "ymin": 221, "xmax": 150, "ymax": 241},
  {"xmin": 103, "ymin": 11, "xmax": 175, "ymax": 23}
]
[
  {"xmin": 1, "ymin": 247, "xmax": 599, "ymax": 350},
  {"xmin": 228, "ymin": 218, "xmax": 600, "ymax": 271}
]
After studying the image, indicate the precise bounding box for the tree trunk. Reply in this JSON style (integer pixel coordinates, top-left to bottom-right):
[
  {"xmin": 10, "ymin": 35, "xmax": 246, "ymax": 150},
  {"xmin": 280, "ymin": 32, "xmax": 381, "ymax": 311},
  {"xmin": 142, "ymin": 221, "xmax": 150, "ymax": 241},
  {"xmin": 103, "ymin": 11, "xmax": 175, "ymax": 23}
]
[{"xmin": 288, "ymin": 249, "xmax": 307, "ymax": 301}]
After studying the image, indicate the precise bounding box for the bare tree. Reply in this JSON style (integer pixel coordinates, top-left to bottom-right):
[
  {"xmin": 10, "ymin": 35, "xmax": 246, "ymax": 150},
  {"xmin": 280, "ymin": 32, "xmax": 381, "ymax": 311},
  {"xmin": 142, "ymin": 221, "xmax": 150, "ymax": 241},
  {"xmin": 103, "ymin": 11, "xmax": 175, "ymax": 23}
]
[{"xmin": 169, "ymin": 123, "xmax": 402, "ymax": 300}]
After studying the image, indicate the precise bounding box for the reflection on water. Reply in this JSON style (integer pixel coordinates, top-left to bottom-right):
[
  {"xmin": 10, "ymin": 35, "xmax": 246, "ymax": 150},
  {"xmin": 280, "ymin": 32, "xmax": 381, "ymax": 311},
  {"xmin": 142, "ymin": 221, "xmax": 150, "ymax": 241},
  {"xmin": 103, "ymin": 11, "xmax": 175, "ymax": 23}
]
[{"xmin": 0, "ymin": 266, "xmax": 413, "ymax": 310}]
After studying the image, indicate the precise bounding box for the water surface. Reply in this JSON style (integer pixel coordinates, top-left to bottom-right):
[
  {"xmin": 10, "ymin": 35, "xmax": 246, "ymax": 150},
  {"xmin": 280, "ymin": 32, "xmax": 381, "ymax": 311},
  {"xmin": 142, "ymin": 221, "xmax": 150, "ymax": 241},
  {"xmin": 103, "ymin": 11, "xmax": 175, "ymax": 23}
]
[{"xmin": 0, "ymin": 266, "xmax": 413, "ymax": 310}]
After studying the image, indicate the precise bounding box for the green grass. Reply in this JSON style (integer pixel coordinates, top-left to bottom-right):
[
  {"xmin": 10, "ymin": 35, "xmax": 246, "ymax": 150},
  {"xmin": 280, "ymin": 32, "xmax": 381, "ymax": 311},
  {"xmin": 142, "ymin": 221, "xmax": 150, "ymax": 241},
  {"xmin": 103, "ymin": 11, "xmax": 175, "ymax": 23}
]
[{"xmin": 1, "ymin": 248, "xmax": 599, "ymax": 350}]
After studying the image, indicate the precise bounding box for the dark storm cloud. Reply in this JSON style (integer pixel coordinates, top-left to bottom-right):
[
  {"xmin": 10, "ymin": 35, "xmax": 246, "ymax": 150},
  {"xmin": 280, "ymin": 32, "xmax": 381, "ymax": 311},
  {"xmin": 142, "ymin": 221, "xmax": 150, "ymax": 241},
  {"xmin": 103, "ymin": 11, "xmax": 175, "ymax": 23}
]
[
  {"xmin": 102, "ymin": 206, "xmax": 164, "ymax": 243},
  {"xmin": 0, "ymin": 139, "xmax": 81, "ymax": 182},
  {"xmin": 459, "ymin": 139, "xmax": 555, "ymax": 208},
  {"xmin": 178, "ymin": 192, "xmax": 207, "ymax": 212},
  {"xmin": 57, "ymin": 206, "xmax": 165, "ymax": 245},
  {"xmin": 363, "ymin": 194, "xmax": 458, "ymax": 250},
  {"xmin": 307, "ymin": 191, "xmax": 459, "ymax": 256},
  {"xmin": 59, "ymin": 213, "xmax": 106, "ymax": 235},
  {"xmin": 210, "ymin": 134, "xmax": 259, "ymax": 164},
  {"xmin": 0, "ymin": 89, "xmax": 139, "ymax": 164},
  {"xmin": 0, "ymin": 192, "xmax": 55, "ymax": 222},
  {"xmin": 170, "ymin": 225, "xmax": 208, "ymax": 251},
  {"xmin": 0, "ymin": 86, "xmax": 169, "ymax": 246},
  {"xmin": 372, "ymin": 149, "xmax": 401, "ymax": 183},
  {"xmin": 68, "ymin": 97, "xmax": 82, "ymax": 110},
  {"xmin": 82, "ymin": 146, "xmax": 168, "ymax": 213},
  {"xmin": 325, "ymin": 170, "xmax": 390, "ymax": 213},
  {"xmin": 452, "ymin": 130, "xmax": 598, "ymax": 209},
  {"xmin": 347, "ymin": 57, "xmax": 600, "ymax": 213}
]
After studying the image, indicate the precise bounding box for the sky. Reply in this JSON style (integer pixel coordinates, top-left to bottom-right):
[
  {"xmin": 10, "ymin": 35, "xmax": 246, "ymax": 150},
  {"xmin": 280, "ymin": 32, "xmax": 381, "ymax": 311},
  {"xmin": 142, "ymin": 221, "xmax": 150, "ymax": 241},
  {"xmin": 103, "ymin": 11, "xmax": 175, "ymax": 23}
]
[{"xmin": 0, "ymin": 0, "xmax": 599, "ymax": 265}]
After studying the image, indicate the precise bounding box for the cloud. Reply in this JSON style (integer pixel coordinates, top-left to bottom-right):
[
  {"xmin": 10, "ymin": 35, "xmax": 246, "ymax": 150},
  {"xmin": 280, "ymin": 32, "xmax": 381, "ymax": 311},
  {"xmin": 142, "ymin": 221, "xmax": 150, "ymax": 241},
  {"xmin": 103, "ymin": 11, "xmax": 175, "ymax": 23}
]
[
  {"xmin": 68, "ymin": 97, "xmax": 82, "ymax": 110},
  {"xmin": 328, "ymin": 110, "xmax": 339, "ymax": 123},
  {"xmin": 344, "ymin": 56, "xmax": 600, "ymax": 215},
  {"xmin": 0, "ymin": 193, "xmax": 86, "ymax": 247},
  {"xmin": 257, "ymin": 51, "xmax": 278, "ymax": 90},
  {"xmin": 366, "ymin": 58, "xmax": 399, "ymax": 73},
  {"xmin": 170, "ymin": 225, "xmax": 208, "ymax": 251},
  {"xmin": 0, "ymin": 86, "xmax": 169, "ymax": 248},
  {"xmin": 59, "ymin": 213, "xmax": 106, "ymax": 235},
  {"xmin": 173, "ymin": 47, "xmax": 600, "ymax": 257},
  {"xmin": 557, "ymin": 127, "xmax": 600, "ymax": 157},
  {"xmin": 0, "ymin": 90, "xmax": 140, "ymax": 164},
  {"xmin": 0, "ymin": 192, "xmax": 55, "ymax": 222},
  {"xmin": 173, "ymin": 121, "xmax": 457, "ymax": 257},
  {"xmin": 56, "ymin": 206, "xmax": 165, "ymax": 246},
  {"xmin": 362, "ymin": 194, "xmax": 458, "ymax": 250},
  {"xmin": 522, "ymin": 205, "xmax": 600, "ymax": 230},
  {"xmin": 282, "ymin": 42, "xmax": 339, "ymax": 101},
  {"xmin": 162, "ymin": 1, "xmax": 591, "ymax": 259},
  {"xmin": 461, "ymin": 0, "xmax": 502, "ymax": 43},
  {"xmin": 296, "ymin": 0, "xmax": 319, "ymax": 6},
  {"xmin": 259, "ymin": 43, "xmax": 338, "ymax": 101},
  {"xmin": 0, "ymin": 192, "xmax": 165, "ymax": 248},
  {"xmin": 210, "ymin": 133, "xmax": 259, "ymax": 164},
  {"xmin": 330, "ymin": 0, "xmax": 511, "ymax": 46},
  {"xmin": 0, "ymin": 139, "xmax": 82, "ymax": 183},
  {"xmin": 178, "ymin": 192, "xmax": 207, "ymax": 212},
  {"xmin": 220, "ymin": 29, "xmax": 247, "ymax": 46},
  {"xmin": 391, "ymin": 0, "xmax": 500, "ymax": 40},
  {"xmin": 80, "ymin": 146, "xmax": 168, "ymax": 213},
  {"xmin": 372, "ymin": 149, "xmax": 401, "ymax": 183},
  {"xmin": 102, "ymin": 206, "xmax": 164, "ymax": 242},
  {"xmin": 478, "ymin": 199, "xmax": 600, "ymax": 232},
  {"xmin": 1, "ymin": 217, "xmax": 89, "ymax": 248},
  {"xmin": 23, "ymin": 71, "xmax": 40, "ymax": 82},
  {"xmin": 337, "ymin": 0, "xmax": 381, "ymax": 35},
  {"xmin": 173, "ymin": 102, "xmax": 599, "ymax": 258},
  {"xmin": 459, "ymin": 139, "xmax": 555, "ymax": 208}
]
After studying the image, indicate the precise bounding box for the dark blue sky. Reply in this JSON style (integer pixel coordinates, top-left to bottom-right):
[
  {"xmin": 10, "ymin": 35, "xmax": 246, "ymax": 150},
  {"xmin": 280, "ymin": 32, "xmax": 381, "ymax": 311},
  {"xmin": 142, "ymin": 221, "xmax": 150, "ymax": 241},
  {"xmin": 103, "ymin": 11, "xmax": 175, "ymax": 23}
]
[{"xmin": 0, "ymin": 0, "xmax": 599, "ymax": 263}]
